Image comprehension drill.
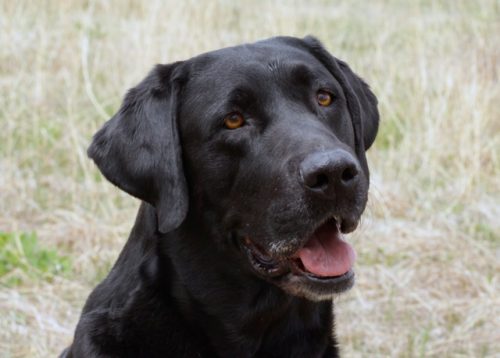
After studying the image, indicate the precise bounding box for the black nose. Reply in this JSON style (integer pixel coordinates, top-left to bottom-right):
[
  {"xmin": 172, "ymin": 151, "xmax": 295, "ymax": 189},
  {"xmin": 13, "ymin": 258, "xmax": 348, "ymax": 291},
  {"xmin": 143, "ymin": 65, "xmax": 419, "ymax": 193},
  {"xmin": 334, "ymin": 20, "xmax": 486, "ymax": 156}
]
[{"xmin": 299, "ymin": 150, "xmax": 360, "ymax": 199}]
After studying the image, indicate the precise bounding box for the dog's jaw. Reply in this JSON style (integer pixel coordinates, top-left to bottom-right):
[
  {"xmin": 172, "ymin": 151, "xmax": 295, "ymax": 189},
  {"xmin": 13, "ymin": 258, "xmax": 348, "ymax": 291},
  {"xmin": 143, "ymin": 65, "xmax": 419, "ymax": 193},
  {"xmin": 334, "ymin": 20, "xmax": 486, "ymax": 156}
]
[{"xmin": 237, "ymin": 216, "xmax": 358, "ymax": 301}]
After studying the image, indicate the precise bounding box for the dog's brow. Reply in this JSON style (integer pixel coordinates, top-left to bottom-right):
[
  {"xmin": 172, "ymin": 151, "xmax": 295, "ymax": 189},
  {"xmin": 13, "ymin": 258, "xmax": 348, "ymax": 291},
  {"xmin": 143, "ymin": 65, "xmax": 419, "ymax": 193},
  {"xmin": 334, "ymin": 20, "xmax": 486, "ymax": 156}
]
[
  {"xmin": 227, "ymin": 87, "xmax": 257, "ymax": 107},
  {"xmin": 289, "ymin": 64, "xmax": 315, "ymax": 84},
  {"xmin": 267, "ymin": 59, "xmax": 282, "ymax": 72},
  {"xmin": 267, "ymin": 60, "xmax": 314, "ymax": 81}
]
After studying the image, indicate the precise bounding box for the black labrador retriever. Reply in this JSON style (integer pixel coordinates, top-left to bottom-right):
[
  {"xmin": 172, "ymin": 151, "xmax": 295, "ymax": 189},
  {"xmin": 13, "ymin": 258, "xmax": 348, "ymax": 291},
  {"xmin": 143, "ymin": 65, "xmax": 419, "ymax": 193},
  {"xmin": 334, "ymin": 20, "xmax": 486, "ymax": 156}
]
[{"xmin": 63, "ymin": 36, "xmax": 379, "ymax": 357}]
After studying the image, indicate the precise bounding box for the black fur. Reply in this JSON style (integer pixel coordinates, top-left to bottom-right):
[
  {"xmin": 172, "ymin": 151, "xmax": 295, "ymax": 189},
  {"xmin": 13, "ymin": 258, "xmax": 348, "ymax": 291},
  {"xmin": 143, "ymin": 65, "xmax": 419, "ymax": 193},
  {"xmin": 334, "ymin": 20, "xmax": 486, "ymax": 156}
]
[{"xmin": 63, "ymin": 36, "xmax": 379, "ymax": 357}]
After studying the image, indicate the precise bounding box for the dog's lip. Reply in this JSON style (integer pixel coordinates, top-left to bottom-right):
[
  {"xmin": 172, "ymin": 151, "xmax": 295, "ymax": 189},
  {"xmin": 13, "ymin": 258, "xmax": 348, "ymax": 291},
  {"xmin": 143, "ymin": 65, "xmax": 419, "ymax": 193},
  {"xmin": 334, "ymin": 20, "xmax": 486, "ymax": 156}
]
[
  {"xmin": 288, "ymin": 267, "xmax": 355, "ymax": 286},
  {"xmin": 240, "ymin": 215, "xmax": 358, "ymax": 280},
  {"xmin": 241, "ymin": 238, "xmax": 289, "ymax": 277}
]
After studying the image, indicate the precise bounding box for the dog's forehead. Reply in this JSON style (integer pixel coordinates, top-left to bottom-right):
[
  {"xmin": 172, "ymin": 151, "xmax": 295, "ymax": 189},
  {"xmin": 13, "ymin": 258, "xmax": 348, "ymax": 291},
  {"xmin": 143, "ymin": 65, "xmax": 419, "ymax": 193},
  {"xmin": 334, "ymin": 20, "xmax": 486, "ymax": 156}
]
[{"xmin": 184, "ymin": 41, "xmax": 326, "ymax": 93}]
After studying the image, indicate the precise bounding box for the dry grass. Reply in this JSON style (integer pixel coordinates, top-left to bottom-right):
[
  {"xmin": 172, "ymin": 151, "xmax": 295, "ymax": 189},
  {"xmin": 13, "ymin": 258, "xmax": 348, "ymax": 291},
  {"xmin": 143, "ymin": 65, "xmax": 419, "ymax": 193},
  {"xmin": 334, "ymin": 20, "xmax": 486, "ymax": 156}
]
[{"xmin": 1, "ymin": 0, "xmax": 499, "ymax": 356}]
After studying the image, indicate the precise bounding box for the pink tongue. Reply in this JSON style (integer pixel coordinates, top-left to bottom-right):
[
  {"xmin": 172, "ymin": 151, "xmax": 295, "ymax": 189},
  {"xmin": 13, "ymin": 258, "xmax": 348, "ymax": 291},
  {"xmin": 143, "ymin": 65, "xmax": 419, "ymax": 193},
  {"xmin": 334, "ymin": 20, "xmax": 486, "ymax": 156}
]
[{"xmin": 297, "ymin": 222, "xmax": 356, "ymax": 277}]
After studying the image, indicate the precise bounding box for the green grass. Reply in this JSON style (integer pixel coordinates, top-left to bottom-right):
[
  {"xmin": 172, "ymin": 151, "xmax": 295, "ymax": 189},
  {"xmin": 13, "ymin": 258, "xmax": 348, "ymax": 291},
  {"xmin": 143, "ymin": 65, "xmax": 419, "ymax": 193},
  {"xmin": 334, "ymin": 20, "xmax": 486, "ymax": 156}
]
[{"xmin": 0, "ymin": 232, "xmax": 71, "ymax": 286}]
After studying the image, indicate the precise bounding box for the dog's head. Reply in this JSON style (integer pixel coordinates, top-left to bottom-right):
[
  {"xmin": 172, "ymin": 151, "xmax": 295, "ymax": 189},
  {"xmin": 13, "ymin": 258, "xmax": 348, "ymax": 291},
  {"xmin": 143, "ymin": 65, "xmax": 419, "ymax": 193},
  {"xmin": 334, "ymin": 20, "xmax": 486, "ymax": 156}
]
[{"xmin": 88, "ymin": 36, "xmax": 379, "ymax": 301}]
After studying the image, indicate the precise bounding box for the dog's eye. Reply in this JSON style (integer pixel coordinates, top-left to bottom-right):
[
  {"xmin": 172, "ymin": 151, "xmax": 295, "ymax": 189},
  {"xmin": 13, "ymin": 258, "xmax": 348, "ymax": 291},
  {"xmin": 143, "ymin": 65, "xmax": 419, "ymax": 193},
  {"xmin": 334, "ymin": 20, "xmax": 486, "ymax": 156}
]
[
  {"xmin": 316, "ymin": 90, "xmax": 333, "ymax": 107},
  {"xmin": 223, "ymin": 112, "xmax": 245, "ymax": 129}
]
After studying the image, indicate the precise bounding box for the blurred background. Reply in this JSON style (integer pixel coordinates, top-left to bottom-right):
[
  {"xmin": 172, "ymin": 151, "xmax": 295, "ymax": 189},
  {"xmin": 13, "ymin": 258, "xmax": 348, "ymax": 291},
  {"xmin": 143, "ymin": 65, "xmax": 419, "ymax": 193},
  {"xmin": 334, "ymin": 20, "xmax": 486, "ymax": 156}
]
[{"xmin": 1, "ymin": 0, "xmax": 498, "ymax": 356}]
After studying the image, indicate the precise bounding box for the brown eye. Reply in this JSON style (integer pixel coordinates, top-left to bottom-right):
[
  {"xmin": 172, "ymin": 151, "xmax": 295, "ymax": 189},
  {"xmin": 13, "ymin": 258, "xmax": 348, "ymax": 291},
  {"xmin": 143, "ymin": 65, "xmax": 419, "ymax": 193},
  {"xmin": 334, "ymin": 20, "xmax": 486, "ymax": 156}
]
[
  {"xmin": 317, "ymin": 90, "xmax": 333, "ymax": 106},
  {"xmin": 223, "ymin": 112, "xmax": 245, "ymax": 129}
]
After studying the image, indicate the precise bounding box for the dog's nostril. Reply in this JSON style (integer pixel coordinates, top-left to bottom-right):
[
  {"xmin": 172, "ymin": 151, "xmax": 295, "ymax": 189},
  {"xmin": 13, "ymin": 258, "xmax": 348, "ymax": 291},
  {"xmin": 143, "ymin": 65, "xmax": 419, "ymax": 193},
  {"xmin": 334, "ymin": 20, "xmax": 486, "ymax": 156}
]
[
  {"xmin": 341, "ymin": 166, "xmax": 358, "ymax": 183},
  {"xmin": 311, "ymin": 173, "xmax": 329, "ymax": 189}
]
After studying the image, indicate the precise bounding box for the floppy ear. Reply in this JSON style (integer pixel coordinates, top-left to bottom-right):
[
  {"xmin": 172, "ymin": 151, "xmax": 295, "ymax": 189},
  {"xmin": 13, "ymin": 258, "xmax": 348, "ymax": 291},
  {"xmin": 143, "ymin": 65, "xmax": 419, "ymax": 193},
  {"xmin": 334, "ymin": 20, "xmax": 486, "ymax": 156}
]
[
  {"xmin": 301, "ymin": 36, "xmax": 380, "ymax": 153},
  {"xmin": 88, "ymin": 63, "xmax": 188, "ymax": 233},
  {"xmin": 335, "ymin": 59, "xmax": 379, "ymax": 150}
]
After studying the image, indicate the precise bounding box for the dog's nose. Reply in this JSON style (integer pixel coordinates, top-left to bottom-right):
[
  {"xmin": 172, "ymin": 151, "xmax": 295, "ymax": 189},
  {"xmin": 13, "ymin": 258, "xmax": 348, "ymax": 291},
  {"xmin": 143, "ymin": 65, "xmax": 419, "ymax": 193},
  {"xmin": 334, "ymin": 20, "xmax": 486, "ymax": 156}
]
[{"xmin": 299, "ymin": 150, "xmax": 360, "ymax": 199}]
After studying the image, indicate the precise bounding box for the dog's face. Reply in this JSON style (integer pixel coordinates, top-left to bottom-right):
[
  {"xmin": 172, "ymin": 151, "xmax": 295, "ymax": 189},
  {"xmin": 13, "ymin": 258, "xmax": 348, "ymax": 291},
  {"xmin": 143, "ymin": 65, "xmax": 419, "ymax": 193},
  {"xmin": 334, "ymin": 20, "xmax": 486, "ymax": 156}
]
[{"xmin": 88, "ymin": 36, "xmax": 379, "ymax": 301}]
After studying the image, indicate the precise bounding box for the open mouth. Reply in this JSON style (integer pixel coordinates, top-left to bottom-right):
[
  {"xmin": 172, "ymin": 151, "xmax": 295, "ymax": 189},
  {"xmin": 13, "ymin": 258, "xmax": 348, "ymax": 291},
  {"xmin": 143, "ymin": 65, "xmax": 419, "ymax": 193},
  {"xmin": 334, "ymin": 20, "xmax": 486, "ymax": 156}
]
[{"xmin": 240, "ymin": 216, "xmax": 357, "ymax": 282}]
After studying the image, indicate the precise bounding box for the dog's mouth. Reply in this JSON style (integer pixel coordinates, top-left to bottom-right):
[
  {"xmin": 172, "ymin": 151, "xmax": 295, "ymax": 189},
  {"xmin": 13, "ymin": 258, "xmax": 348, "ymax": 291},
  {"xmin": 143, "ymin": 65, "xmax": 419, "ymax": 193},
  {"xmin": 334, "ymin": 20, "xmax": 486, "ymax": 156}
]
[{"xmin": 240, "ymin": 216, "xmax": 357, "ymax": 289}]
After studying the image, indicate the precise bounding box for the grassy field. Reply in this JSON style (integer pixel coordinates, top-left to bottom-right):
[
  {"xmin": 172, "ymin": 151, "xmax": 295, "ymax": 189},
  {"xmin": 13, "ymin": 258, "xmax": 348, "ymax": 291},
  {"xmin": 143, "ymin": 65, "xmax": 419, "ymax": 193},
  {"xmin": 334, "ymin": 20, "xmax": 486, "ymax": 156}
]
[{"xmin": 1, "ymin": 0, "xmax": 499, "ymax": 356}]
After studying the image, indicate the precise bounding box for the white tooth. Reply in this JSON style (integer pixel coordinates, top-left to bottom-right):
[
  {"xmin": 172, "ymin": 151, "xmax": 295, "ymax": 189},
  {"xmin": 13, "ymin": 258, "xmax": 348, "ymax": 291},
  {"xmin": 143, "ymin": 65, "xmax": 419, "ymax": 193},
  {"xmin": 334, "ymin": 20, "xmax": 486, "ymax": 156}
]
[{"xmin": 333, "ymin": 216, "xmax": 341, "ymax": 229}]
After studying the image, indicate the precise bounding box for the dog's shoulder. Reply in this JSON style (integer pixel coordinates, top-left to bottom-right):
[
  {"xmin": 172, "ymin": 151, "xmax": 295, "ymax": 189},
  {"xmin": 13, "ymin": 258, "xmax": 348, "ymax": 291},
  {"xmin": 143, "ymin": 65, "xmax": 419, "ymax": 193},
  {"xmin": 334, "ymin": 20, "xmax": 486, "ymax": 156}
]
[{"xmin": 68, "ymin": 206, "xmax": 212, "ymax": 357}]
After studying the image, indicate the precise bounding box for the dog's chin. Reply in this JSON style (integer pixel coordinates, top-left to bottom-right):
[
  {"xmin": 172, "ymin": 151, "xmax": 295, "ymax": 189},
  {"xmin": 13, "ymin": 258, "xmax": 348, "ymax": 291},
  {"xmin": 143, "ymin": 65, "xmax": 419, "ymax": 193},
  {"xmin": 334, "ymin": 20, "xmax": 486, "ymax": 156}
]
[{"xmin": 239, "ymin": 216, "xmax": 357, "ymax": 301}]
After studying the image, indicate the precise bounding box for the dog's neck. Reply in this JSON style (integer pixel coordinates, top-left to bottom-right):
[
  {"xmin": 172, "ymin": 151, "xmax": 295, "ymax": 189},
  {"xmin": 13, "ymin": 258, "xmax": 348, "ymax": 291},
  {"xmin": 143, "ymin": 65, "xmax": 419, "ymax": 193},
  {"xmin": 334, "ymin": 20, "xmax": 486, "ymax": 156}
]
[{"xmin": 124, "ymin": 204, "xmax": 338, "ymax": 357}]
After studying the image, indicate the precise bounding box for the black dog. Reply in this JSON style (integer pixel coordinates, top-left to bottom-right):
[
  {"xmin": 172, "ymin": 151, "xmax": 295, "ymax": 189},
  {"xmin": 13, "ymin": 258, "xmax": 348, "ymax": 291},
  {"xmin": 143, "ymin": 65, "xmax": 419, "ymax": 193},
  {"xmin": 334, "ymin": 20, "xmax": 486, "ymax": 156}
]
[{"xmin": 63, "ymin": 36, "xmax": 379, "ymax": 357}]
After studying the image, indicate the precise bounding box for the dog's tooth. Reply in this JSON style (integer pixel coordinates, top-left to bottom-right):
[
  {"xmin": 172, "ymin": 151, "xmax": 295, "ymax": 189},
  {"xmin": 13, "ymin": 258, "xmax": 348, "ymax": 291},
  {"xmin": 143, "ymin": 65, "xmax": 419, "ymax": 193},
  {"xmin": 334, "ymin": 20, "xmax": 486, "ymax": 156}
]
[{"xmin": 333, "ymin": 216, "xmax": 342, "ymax": 229}]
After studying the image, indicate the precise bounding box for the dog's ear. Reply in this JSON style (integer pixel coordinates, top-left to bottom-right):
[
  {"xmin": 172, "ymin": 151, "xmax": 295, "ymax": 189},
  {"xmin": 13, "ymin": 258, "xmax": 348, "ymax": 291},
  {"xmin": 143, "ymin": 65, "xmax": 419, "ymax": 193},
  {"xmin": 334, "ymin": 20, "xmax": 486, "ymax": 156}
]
[
  {"xmin": 88, "ymin": 63, "xmax": 188, "ymax": 233},
  {"xmin": 335, "ymin": 59, "xmax": 379, "ymax": 150},
  {"xmin": 301, "ymin": 36, "xmax": 380, "ymax": 152}
]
